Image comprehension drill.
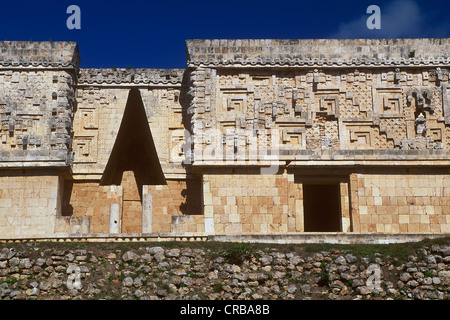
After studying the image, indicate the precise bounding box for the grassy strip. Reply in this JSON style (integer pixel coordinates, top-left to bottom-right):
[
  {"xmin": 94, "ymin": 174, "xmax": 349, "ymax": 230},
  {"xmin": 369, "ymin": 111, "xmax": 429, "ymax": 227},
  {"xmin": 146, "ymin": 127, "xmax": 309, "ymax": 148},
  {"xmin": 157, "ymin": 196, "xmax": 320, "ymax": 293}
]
[
  {"xmin": 1, "ymin": 236, "xmax": 448, "ymax": 262},
  {"xmin": 304, "ymin": 236, "xmax": 450, "ymax": 262}
]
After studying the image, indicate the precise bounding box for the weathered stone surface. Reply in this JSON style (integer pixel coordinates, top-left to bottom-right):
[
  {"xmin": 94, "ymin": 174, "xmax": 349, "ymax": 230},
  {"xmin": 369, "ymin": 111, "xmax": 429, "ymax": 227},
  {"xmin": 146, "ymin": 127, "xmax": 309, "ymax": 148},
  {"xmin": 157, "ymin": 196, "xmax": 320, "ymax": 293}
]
[
  {"xmin": 19, "ymin": 258, "xmax": 32, "ymax": 269},
  {"xmin": 345, "ymin": 254, "xmax": 357, "ymax": 264},
  {"xmin": 0, "ymin": 39, "xmax": 449, "ymax": 239},
  {"xmin": 122, "ymin": 251, "xmax": 138, "ymax": 262},
  {"xmin": 335, "ymin": 256, "xmax": 346, "ymax": 265},
  {"xmin": 26, "ymin": 287, "xmax": 40, "ymax": 296},
  {"xmin": 122, "ymin": 277, "xmax": 133, "ymax": 287},
  {"xmin": 8, "ymin": 257, "xmax": 19, "ymax": 267},
  {"xmin": 166, "ymin": 249, "xmax": 180, "ymax": 258},
  {"xmin": 400, "ymin": 273, "xmax": 412, "ymax": 282},
  {"xmin": 156, "ymin": 289, "xmax": 168, "ymax": 297},
  {"xmin": 440, "ymin": 247, "xmax": 450, "ymax": 257},
  {"xmin": 287, "ymin": 284, "xmax": 297, "ymax": 294},
  {"xmin": 0, "ymin": 226, "xmax": 449, "ymax": 301}
]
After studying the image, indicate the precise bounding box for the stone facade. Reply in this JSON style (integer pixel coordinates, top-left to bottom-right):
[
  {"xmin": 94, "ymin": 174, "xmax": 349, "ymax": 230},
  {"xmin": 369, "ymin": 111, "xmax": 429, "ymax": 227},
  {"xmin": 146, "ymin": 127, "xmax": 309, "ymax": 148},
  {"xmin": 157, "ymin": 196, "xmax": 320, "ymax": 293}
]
[{"xmin": 0, "ymin": 39, "xmax": 449, "ymax": 239}]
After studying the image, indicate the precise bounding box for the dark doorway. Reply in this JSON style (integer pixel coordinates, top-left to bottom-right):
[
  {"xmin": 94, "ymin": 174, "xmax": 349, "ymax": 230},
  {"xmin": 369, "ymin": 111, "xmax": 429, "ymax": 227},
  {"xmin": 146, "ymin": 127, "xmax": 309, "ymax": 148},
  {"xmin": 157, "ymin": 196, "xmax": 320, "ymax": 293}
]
[{"xmin": 303, "ymin": 184, "xmax": 341, "ymax": 232}]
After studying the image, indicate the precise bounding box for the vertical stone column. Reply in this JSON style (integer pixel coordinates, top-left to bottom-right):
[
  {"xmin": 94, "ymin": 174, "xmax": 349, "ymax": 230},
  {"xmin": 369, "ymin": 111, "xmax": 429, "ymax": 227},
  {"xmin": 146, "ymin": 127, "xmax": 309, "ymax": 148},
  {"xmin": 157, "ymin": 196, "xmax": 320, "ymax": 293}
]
[
  {"xmin": 349, "ymin": 173, "xmax": 361, "ymax": 232},
  {"xmin": 443, "ymin": 84, "xmax": 450, "ymax": 125},
  {"xmin": 109, "ymin": 204, "xmax": 121, "ymax": 234},
  {"xmin": 286, "ymin": 172, "xmax": 297, "ymax": 232},
  {"xmin": 203, "ymin": 178, "xmax": 215, "ymax": 234},
  {"xmin": 295, "ymin": 183, "xmax": 304, "ymax": 232},
  {"xmin": 142, "ymin": 185, "xmax": 153, "ymax": 233},
  {"xmin": 288, "ymin": 174, "xmax": 304, "ymax": 233},
  {"xmin": 340, "ymin": 182, "xmax": 351, "ymax": 232}
]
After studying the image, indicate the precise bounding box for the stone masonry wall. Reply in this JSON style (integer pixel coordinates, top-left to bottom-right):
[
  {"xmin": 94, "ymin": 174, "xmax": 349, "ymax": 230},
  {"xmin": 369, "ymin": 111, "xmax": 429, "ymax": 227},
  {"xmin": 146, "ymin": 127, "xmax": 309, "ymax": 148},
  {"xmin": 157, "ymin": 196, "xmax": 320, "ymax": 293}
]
[
  {"xmin": 0, "ymin": 170, "xmax": 63, "ymax": 238},
  {"xmin": 62, "ymin": 178, "xmax": 203, "ymax": 235},
  {"xmin": 0, "ymin": 43, "xmax": 79, "ymax": 169},
  {"xmin": 353, "ymin": 172, "xmax": 450, "ymax": 233},
  {"xmin": 203, "ymin": 169, "xmax": 302, "ymax": 234},
  {"xmin": 146, "ymin": 180, "xmax": 199, "ymax": 233},
  {"xmin": 62, "ymin": 182, "xmax": 123, "ymax": 234},
  {"xmin": 186, "ymin": 39, "xmax": 450, "ymax": 66},
  {"xmin": 1, "ymin": 40, "xmax": 450, "ymax": 239},
  {"xmin": 203, "ymin": 168, "xmax": 450, "ymax": 236},
  {"xmin": 73, "ymin": 71, "xmax": 187, "ymax": 181},
  {"xmin": 186, "ymin": 39, "xmax": 450, "ymax": 168},
  {"xmin": 0, "ymin": 239, "xmax": 448, "ymax": 301}
]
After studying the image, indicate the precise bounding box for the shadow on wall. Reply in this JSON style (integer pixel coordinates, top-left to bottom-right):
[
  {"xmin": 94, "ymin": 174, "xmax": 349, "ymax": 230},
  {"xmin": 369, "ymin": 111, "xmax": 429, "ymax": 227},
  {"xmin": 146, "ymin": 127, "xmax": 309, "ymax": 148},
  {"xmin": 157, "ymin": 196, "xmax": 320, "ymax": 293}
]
[
  {"xmin": 180, "ymin": 177, "xmax": 203, "ymax": 215},
  {"xmin": 62, "ymin": 180, "xmax": 74, "ymax": 216},
  {"xmin": 61, "ymin": 87, "xmax": 202, "ymax": 220},
  {"xmin": 100, "ymin": 88, "xmax": 166, "ymax": 191}
]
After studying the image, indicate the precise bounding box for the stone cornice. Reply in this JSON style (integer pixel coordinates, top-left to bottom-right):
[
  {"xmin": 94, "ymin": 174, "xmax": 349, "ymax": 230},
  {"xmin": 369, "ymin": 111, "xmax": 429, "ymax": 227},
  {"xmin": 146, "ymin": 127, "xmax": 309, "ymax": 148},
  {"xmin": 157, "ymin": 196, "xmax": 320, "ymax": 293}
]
[
  {"xmin": 77, "ymin": 68, "xmax": 185, "ymax": 86},
  {"xmin": 186, "ymin": 38, "xmax": 450, "ymax": 68},
  {"xmin": 187, "ymin": 56, "xmax": 450, "ymax": 68},
  {"xmin": 0, "ymin": 41, "xmax": 80, "ymax": 70}
]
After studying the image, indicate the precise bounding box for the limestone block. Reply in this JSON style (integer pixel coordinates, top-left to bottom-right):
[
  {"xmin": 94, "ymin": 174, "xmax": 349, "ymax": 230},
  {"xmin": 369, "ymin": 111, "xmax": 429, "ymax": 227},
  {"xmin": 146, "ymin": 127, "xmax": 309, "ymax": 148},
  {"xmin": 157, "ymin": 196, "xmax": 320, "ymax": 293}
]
[
  {"xmin": 55, "ymin": 216, "xmax": 90, "ymax": 234},
  {"xmin": 142, "ymin": 192, "xmax": 153, "ymax": 233},
  {"xmin": 109, "ymin": 204, "xmax": 121, "ymax": 234},
  {"xmin": 203, "ymin": 193, "xmax": 213, "ymax": 206},
  {"xmin": 204, "ymin": 217, "xmax": 214, "ymax": 234}
]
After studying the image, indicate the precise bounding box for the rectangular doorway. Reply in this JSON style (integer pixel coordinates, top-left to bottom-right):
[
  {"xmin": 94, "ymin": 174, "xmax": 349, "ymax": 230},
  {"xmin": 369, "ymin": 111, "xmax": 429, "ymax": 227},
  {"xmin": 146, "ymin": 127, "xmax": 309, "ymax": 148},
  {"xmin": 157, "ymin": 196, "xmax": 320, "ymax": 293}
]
[{"xmin": 303, "ymin": 183, "xmax": 341, "ymax": 232}]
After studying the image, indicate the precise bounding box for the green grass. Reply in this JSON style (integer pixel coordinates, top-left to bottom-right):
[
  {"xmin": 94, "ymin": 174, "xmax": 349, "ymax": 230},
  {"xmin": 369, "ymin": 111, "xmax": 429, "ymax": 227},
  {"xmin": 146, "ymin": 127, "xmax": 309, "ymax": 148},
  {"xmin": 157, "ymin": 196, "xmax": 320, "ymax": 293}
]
[
  {"xmin": 213, "ymin": 283, "xmax": 224, "ymax": 293},
  {"xmin": 186, "ymin": 271, "xmax": 198, "ymax": 278},
  {"xmin": 304, "ymin": 237, "xmax": 450, "ymax": 263},
  {"xmin": 1, "ymin": 275, "xmax": 19, "ymax": 285},
  {"xmin": 208, "ymin": 242, "xmax": 255, "ymax": 265},
  {"xmin": 288, "ymin": 277, "xmax": 306, "ymax": 284},
  {"xmin": 1, "ymin": 236, "xmax": 448, "ymax": 266},
  {"xmin": 317, "ymin": 261, "xmax": 330, "ymax": 287}
]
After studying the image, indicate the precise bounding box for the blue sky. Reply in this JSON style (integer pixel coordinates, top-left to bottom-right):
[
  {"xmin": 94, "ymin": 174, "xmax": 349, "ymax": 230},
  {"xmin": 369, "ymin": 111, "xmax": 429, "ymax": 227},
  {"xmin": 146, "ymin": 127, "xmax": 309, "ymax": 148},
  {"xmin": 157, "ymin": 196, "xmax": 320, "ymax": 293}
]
[{"xmin": 1, "ymin": 0, "xmax": 449, "ymax": 68}]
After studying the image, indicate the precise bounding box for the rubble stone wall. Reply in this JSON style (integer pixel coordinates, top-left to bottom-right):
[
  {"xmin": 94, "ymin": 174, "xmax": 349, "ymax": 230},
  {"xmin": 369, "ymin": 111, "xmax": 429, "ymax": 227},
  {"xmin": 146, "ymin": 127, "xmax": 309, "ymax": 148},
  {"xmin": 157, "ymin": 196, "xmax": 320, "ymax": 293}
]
[{"xmin": 0, "ymin": 239, "xmax": 449, "ymax": 301}]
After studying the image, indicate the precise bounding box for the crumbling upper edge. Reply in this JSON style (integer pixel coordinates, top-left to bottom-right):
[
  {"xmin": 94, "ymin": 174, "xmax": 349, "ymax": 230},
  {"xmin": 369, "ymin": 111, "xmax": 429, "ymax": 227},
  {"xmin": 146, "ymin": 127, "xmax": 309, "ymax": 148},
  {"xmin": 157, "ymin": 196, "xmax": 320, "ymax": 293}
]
[
  {"xmin": 0, "ymin": 41, "xmax": 80, "ymax": 69},
  {"xmin": 185, "ymin": 38, "xmax": 450, "ymax": 68}
]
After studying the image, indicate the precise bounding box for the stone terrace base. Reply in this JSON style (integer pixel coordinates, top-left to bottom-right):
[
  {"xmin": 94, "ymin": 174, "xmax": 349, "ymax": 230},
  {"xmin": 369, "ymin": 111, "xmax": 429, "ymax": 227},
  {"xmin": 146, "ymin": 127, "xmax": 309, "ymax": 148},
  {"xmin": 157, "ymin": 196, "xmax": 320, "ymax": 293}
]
[
  {"xmin": 209, "ymin": 233, "xmax": 449, "ymax": 244},
  {"xmin": 0, "ymin": 232, "xmax": 447, "ymax": 245}
]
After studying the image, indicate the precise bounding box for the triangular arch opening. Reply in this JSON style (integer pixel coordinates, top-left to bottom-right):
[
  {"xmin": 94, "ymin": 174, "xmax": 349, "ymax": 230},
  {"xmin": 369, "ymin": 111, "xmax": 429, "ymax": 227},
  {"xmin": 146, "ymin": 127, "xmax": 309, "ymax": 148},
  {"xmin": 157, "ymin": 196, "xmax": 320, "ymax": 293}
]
[{"xmin": 101, "ymin": 88, "xmax": 166, "ymax": 200}]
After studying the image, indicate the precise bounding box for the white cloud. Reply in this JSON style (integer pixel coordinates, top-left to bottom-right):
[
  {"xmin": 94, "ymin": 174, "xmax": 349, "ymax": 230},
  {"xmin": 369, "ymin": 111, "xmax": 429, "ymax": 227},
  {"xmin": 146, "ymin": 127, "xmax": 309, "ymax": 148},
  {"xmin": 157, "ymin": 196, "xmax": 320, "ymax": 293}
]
[{"xmin": 332, "ymin": 0, "xmax": 426, "ymax": 38}]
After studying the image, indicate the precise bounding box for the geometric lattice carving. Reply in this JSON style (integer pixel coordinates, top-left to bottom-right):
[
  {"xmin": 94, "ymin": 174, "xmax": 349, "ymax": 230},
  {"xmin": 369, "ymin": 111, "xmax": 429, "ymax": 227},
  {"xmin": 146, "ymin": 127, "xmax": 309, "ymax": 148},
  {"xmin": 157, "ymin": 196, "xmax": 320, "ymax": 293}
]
[
  {"xmin": 345, "ymin": 123, "xmax": 374, "ymax": 149},
  {"xmin": 170, "ymin": 129, "xmax": 186, "ymax": 163},
  {"xmin": 80, "ymin": 108, "xmax": 98, "ymax": 129},
  {"xmin": 383, "ymin": 95, "xmax": 402, "ymax": 114},
  {"xmin": 429, "ymin": 127, "xmax": 443, "ymax": 142},
  {"xmin": 407, "ymin": 88, "xmax": 434, "ymax": 114},
  {"xmin": 442, "ymin": 84, "xmax": 450, "ymax": 124},
  {"xmin": 350, "ymin": 130, "xmax": 372, "ymax": 147},
  {"xmin": 281, "ymin": 128, "xmax": 305, "ymax": 147},
  {"xmin": 372, "ymin": 87, "xmax": 403, "ymax": 117},
  {"xmin": 319, "ymin": 96, "xmax": 339, "ymax": 118},
  {"xmin": 73, "ymin": 136, "xmax": 97, "ymax": 163},
  {"xmin": 226, "ymin": 95, "xmax": 247, "ymax": 112},
  {"xmin": 399, "ymin": 136, "xmax": 444, "ymax": 150}
]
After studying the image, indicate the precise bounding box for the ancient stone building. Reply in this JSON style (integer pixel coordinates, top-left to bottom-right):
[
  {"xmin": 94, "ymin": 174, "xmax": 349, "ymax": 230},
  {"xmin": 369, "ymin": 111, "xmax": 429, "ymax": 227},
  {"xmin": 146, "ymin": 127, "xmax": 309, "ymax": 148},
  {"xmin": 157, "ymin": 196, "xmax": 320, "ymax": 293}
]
[{"xmin": 0, "ymin": 39, "xmax": 449, "ymax": 239}]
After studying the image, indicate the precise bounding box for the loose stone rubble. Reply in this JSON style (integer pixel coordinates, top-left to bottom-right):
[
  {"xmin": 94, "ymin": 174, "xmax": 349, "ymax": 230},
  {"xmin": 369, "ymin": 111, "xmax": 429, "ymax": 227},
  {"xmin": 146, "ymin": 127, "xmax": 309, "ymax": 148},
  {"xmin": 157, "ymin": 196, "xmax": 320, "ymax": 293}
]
[{"xmin": 0, "ymin": 241, "xmax": 448, "ymax": 300}]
